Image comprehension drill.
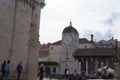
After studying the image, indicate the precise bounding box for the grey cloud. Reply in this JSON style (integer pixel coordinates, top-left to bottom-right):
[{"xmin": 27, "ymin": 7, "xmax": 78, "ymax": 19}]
[
  {"xmin": 102, "ymin": 12, "xmax": 120, "ymax": 26},
  {"xmin": 112, "ymin": 12, "xmax": 120, "ymax": 19},
  {"xmin": 82, "ymin": 29, "xmax": 113, "ymax": 41}
]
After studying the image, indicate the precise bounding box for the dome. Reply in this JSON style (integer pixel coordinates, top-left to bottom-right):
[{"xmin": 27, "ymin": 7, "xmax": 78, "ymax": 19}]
[{"xmin": 62, "ymin": 22, "xmax": 78, "ymax": 35}]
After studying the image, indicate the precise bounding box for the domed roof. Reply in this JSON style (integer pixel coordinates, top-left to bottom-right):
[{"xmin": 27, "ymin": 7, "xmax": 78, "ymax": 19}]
[{"xmin": 62, "ymin": 22, "xmax": 78, "ymax": 35}]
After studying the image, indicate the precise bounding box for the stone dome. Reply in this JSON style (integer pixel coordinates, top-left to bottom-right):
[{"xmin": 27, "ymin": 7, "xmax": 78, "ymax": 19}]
[{"xmin": 62, "ymin": 22, "xmax": 78, "ymax": 35}]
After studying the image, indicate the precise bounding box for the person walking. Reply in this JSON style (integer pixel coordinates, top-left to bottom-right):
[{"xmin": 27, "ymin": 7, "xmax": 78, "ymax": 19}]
[
  {"xmin": 65, "ymin": 69, "xmax": 69, "ymax": 80},
  {"xmin": 16, "ymin": 61, "xmax": 23, "ymax": 80},
  {"xmin": 39, "ymin": 64, "xmax": 44, "ymax": 80},
  {"xmin": 1, "ymin": 60, "xmax": 6, "ymax": 80},
  {"xmin": 5, "ymin": 60, "xmax": 11, "ymax": 80}
]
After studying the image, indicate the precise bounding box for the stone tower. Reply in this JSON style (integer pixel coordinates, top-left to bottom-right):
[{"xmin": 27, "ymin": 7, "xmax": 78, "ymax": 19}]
[
  {"xmin": 60, "ymin": 22, "xmax": 79, "ymax": 74},
  {"xmin": 0, "ymin": 0, "xmax": 45, "ymax": 80}
]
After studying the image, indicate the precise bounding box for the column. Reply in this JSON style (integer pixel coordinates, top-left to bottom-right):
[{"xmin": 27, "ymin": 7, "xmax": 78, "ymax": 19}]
[
  {"xmin": 101, "ymin": 61, "xmax": 104, "ymax": 68},
  {"xmin": 86, "ymin": 60, "xmax": 88, "ymax": 75},
  {"xmin": 95, "ymin": 60, "xmax": 98, "ymax": 72},
  {"xmin": 79, "ymin": 62, "xmax": 81, "ymax": 75},
  {"xmin": 28, "ymin": 1, "xmax": 45, "ymax": 80},
  {"xmin": 106, "ymin": 58, "xmax": 108, "ymax": 66}
]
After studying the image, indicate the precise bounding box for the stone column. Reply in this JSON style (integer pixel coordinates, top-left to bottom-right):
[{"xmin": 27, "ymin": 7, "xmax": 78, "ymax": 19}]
[
  {"xmin": 86, "ymin": 60, "xmax": 88, "ymax": 75},
  {"xmin": 28, "ymin": 15, "xmax": 40, "ymax": 80},
  {"xmin": 106, "ymin": 58, "xmax": 108, "ymax": 66},
  {"xmin": 101, "ymin": 61, "xmax": 104, "ymax": 68},
  {"xmin": 95, "ymin": 60, "xmax": 98, "ymax": 72},
  {"xmin": 27, "ymin": 1, "xmax": 45, "ymax": 80},
  {"xmin": 28, "ymin": 42, "xmax": 39, "ymax": 80},
  {"xmin": 79, "ymin": 62, "xmax": 81, "ymax": 75},
  {"xmin": 74, "ymin": 59, "xmax": 79, "ymax": 74}
]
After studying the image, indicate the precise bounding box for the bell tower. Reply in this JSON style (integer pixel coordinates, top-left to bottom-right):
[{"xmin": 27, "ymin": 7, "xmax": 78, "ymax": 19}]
[{"xmin": 60, "ymin": 22, "xmax": 79, "ymax": 74}]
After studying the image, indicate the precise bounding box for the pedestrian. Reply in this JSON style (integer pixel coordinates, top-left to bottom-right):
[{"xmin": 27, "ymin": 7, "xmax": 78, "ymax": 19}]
[
  {"xmin": 39, "ymin": 64, "xmax": 44, "ymax": 80},
  {"xmin": 5, "ymin": 60, "xmax": 11, "ymax": 80},
  {"xmin": 1, "ymin": 60, "xmax": 6, "ymax": 80},
  {"xmin": 74, "ymin": 70, "xmax": 77, "ymax": 79},
  {"xmin": 16, "ymin": 61, "xmax": 23, "ymax": 80},
  {"xmin": 65, "ymin": 69, "xmax": 69, "ymax": 80}
]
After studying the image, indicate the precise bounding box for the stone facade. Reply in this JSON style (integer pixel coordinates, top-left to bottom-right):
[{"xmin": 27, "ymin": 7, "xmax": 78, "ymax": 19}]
[
  {"xmin": 49, "ymin": 45, "xmax": 62, "ymax": 62},
  {"xmin": 0, "ymin": 0, "xmax": 45, "ymax": 80}
]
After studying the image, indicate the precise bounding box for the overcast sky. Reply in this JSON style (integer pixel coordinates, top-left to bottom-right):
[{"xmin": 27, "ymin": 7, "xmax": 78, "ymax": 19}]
[{"xmin": 39, "ymin": 0, "xmax": 120, "ymax": 44}]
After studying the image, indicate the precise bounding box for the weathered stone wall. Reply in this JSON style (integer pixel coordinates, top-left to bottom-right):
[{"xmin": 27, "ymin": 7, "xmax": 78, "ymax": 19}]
[
  {"xmin": 0, "ymin": 0, "xmax": 34, "ymax": 74},
  {"xmin": 10, "ymin": 0, "xmax": 32, "ymax": 74},
  {"xmin": 0, "ymin": 0, "xmax": 15, "ymax": 64},
  {"xmin": 0, "ymin": 1, "xmax": 45, "ymax": 80},
  {"xmin": 49, "ymin": 45, "xmax": 62, "ymax": 62}
]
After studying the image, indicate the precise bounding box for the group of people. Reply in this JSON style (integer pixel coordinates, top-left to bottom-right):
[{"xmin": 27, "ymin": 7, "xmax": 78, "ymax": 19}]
[
  {"xmin": 0, "ymin": 60, "xmax": 23, "ymax": 80},
  {"xmin": 97, "ymin": 67, "xmax": 114, "ymax": 79},
  {"xmin": 1, "ymin": 60, "xmax": 10, "ymax": 80},
  {"xmin": 1, "ymin": 61, "xmax": 45, "ymax": 80}
]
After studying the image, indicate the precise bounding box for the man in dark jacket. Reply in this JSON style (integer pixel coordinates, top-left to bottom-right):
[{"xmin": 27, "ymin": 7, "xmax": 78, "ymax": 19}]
[
  {"xmin": 39, "ymin": 64, "xmax": 44, "ymax": 80},
  {"xmin": 1, "ymin": 60, "xmax": 6, "ymax": 80},
  {"xmin": 16, "ymin": 61, "xmax": 23, "ymax": 80}
]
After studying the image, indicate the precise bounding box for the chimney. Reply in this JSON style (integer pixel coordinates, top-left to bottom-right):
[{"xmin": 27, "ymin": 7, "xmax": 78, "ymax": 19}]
[{"xmin": 91, "ymin": 34, "xmax": 94, "ymax": 42}]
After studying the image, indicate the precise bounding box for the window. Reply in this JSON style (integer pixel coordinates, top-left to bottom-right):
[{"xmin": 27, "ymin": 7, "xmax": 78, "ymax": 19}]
[{"xmin": 51, "ymin": 47, "xmax": 54, "ymax": 51}]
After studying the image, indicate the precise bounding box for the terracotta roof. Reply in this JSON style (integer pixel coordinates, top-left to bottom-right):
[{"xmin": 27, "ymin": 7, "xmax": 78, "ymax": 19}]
[
  {"xmin": 51, "ymin": 38, "xmax": 91, "ymax": 45},
  {"xmin": 51, "ymin": 40, "xmax": 62, "ymax": 45},
  {"xmin": 108, "ymin": 37, "xmax": 115, "ymax": 41},
  {"xmin": 40, "ymin": 43, "xmax": 50, "ymax": 49},
  {"xmin": 39, "ymin": 50, "xmax": 49, "ymax": 57},
  {"xmin": 98, "ymin": 40, "xmax": 107, "ymax": 43},
  {"xmin": 73, "ymin": 48, "xmax": 115, "ymax": 57},
  {"xmin": 79, "ymin": 38, "xmax": 91, "ymax": 44}
]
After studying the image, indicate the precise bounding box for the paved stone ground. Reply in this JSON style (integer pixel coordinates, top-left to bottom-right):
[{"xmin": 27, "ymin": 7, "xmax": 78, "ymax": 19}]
[
  {"xmin": 43, "ymin": 78, "xmax": 58, "ymax": 80},
  {"xmin": 38, "ymin": 77, "xmax": 118, "ymax": 80},
  {"xmin": 37, "ymin": 77, "xmax": 59, "ymax": 80},
  {"xmin": 36, "ymin": 77, "xmax": 120, "ymax": 80},
  {"xmin": 41, "ymin": 78, "xmax": 118, "ymax": 80},
  {"xmin": 42, "ymin": 77, "xmax": 119, "ymax": 80}
]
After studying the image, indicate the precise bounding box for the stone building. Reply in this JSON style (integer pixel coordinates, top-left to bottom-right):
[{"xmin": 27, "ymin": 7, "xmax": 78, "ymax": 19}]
[
  {"xmin": 39, "ymin": 22, "xmax": 120, "ymax": 76},
  {"xmin": 0, "ymin": 0, "xmax": 45, "ymax": 80},
  {"xmin": 39, "ymin": 44, "xmax": 50, "ymax": 61},
  {"xmin": 60, "ymin": 22, "xmax": 79, "ymax": 74},
  {"xmin": 39, "ymin": 43, "xmax": 59, "ymax": 75}
]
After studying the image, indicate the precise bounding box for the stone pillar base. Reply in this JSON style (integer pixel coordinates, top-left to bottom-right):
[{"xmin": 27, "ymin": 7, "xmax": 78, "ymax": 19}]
[{"xmin": 114, "ymin": 62, "xmax": 120, "ymax": 79}]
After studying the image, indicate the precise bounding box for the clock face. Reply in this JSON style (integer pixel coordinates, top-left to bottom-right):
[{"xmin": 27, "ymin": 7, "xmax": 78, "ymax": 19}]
[{"xmin": 63, "ymin": 35, "xmax": 72, "ymax": 44}]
